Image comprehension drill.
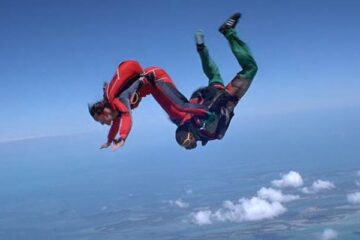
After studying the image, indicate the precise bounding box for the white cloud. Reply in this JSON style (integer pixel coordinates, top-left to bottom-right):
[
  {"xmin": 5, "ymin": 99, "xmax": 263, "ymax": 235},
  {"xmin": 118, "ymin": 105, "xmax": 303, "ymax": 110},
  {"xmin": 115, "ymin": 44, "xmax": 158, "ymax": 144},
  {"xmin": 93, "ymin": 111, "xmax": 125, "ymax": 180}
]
[
  {"xmin": 219, "ymin": 197, "xmax": 287, "ymax": 222},
  {"xmin": 191, "ymin": 210, "xmax": 212, "ymax": 225},
  {"xmin": 169, "ymin": 199, "xmax": 189, "ymax": 208},
  {"xmin": 321, "ymin": 228, "xmax": 338, "ymax": 240},
  {"xmin": 312, "ymin": 180, "xmax": 335, "ymax": 191},
  {"xmin": 257, "ymin": 187, "xmax": 299, "ymax": 203},
  {"xmin": 272, "ymin": 171, "xmax": 304, "ymax": 188},
  {"xmin": 302, "ymin": 180, "xmax": 335, "ymax": 194},
  {"xmin": 357, "ymin": 170, "xmax": 360, "ymax": 177},
  {"xmin": 186, "ymin": 189, "xmax": 193, "ymax": 194},
  {"xmin": 190, "ymin": 197, "xmax": 286, "ymax": 225},
  {"xmin": 355, "ymin": 180, "xmax": 360, "ymax": 187},
  {"xmin": 347, "ymin": 192, "xmax": 360, "ymax": 204}
]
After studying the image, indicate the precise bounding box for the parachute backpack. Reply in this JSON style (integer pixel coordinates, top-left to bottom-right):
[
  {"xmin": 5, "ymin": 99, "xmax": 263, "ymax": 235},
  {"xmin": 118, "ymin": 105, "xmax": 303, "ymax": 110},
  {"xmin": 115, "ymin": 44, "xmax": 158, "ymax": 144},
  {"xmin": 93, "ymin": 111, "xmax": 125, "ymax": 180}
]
[{"xmin": 103, "ymin": 60, "xmax": 144, "ymax": 104}]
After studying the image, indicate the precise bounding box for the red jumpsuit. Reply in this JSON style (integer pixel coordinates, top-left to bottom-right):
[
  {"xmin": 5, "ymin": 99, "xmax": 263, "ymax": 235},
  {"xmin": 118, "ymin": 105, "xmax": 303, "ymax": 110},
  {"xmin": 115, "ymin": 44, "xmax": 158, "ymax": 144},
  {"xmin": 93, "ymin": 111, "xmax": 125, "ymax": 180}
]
[{"xmin": 104, "ymin": 62, "xmax": 208, "ymax": 143}]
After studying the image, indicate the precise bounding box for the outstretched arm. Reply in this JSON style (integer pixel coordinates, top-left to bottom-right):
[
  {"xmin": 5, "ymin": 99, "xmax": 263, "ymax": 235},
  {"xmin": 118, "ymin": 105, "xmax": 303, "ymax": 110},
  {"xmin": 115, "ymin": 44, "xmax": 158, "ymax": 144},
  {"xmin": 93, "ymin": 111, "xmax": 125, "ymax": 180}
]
[
  {"xmin": 104, "ymin": 98, "xmax": 132, "ymax": 151},
  {"xmin": 112, "ymin": 98, "xmax": 132, "ymax": 142},
  {"xmin": 107, "ymin": 117, "xmax": 121, "ymax": 144},
  {"xmin": 106, "ymin": 80, "xmax": 140, "ymax": 149}
]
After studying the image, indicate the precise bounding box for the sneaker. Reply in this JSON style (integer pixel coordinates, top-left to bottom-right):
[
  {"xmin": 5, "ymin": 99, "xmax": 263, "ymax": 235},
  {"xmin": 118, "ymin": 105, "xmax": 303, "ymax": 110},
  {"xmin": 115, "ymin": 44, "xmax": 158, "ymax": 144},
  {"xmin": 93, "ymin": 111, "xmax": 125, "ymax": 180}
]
[
  {"xmin": 194, "ymin": 30, "xmax": 205, "ymax": 46},
  {"xmin": 219, "ymin": 12, "xmax": 241, "ymax": 34}
]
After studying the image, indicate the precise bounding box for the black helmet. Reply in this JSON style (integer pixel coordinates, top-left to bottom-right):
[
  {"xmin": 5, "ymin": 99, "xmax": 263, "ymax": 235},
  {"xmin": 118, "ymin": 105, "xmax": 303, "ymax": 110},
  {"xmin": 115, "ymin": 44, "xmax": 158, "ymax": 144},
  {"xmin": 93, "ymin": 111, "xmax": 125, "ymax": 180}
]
[{"xmin": 175, "ymin": 123, "xmax": 197, "ymax": 150}]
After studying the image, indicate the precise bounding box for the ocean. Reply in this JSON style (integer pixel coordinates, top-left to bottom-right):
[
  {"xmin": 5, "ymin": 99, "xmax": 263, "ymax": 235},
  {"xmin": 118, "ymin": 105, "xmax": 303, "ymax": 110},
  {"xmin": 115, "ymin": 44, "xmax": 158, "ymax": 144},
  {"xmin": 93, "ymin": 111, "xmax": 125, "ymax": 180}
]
[{"xmin": 0, "ymin": 107, "xmax": 359, "ymax": 239}]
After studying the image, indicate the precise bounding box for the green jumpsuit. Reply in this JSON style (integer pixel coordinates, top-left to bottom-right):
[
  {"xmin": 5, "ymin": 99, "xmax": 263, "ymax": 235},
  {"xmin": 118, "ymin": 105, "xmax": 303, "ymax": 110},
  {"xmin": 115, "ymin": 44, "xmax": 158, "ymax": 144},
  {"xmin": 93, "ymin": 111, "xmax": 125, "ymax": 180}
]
[{"xmin": 190, "ymin": 28, "xmax": 258, "ymax": 142}]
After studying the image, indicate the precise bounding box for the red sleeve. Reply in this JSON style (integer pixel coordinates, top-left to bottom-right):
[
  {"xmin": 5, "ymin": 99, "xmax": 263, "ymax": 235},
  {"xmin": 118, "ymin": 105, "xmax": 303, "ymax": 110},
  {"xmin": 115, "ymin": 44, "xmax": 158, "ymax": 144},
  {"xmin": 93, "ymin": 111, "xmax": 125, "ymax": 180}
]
[
  {"xmin": 107, "ymin": 117, "xmax": 121, "ymax": 143},
  {"xmin": 179, "ymin": 98, "xmax": 204, "ymax": 125},
  {"xmin": 179, "ymin": 113, "xmax": 192, "ymax": 126},
  {"xmin": 112, "ymin": 98, "xmax": 132, "ymax": 141},
  {"xmin": 189, "ymin": 97, "xmax": 201, "ymax": 104}
]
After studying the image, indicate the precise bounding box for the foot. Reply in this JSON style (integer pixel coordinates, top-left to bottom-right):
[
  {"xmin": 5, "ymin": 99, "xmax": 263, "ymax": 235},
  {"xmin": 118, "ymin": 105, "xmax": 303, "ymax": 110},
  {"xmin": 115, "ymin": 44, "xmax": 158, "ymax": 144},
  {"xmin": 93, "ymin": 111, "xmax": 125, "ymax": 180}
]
[
  {"xmin": 219, "ymin": 12, "xmax": 241, "ymax": 34},
  {"xmin": 195, "ymin": 30, "xmax": 205, "ymax": 50}
]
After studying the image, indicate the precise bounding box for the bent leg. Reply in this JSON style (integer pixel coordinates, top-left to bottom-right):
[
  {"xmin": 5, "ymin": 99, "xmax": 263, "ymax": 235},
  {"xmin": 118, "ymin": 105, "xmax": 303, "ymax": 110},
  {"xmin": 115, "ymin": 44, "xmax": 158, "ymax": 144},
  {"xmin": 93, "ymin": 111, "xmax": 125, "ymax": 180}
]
[
  {"xmin": 225, "ymin": 28, "xmax": 257, "ymax": 81},
  {"xmin": 144, "ymin": 67, "xmax": 209, "ymax": 116},
  {"xmin": 197, "ymin": 45, "xmax": 224, "ymax": 86},
  {"xmin": 155, "ymin": 80, "xmax": 209, "ymax": 117},
  {"xmin": 224, "ymin": 28, "xmax": 258, "ymax": 102}
]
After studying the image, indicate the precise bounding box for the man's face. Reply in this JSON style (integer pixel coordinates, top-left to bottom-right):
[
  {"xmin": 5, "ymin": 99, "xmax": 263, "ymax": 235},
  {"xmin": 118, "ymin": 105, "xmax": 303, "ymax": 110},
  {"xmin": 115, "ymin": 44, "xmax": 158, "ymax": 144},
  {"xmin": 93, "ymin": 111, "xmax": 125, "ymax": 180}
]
[
  {"xmin": 94, "ymin": 108, "xmax": 113, "ymax": 125},
  {"xmin": 181, "ymin": 132, "xmax": 197, "ymax": 150}
]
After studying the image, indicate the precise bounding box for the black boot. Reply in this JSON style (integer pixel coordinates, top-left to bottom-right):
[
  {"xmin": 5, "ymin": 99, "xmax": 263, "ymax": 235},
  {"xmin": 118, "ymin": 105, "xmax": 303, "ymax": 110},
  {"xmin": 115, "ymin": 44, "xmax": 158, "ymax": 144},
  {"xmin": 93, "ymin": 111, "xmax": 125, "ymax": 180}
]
[{"xmin": 219, "ymin": 12, "xmax": 241, "ymax": 34}]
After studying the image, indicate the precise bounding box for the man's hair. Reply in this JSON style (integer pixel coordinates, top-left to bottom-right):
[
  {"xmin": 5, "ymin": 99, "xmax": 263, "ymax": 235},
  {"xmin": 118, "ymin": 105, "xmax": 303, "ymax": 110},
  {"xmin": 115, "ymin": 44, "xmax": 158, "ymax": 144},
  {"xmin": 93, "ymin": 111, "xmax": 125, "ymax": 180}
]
[
  {"xmin": 88, "ymin": 100, "xmax": 111, "ymax": 119},
  {"xmin": 175, "ymin": 123, "xmax": 191, "ymax": 146}
]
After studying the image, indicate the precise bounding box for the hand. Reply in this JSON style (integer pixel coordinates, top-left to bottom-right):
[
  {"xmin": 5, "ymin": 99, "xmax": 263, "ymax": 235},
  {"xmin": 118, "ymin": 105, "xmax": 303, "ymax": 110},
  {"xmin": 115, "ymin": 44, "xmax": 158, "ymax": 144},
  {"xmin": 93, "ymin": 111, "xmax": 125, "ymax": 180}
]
[
  {"xmin": 100, "ymin": 142, "xmax": 111, "ymax": 149},
  {"xmin": 111, "ymin": 139, "xmax": 125, "ymax": 151}
]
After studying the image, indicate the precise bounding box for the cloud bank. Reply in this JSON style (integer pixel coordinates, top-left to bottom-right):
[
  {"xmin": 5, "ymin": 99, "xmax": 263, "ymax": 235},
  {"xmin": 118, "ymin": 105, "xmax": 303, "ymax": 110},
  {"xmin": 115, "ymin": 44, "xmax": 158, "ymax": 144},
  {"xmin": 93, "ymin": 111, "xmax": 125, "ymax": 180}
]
[
  {"xmin": 189, "ymin": 171, "xmax": 339, "ymax": 226},
  {"xmin": 190, "ymin": 174, "xmax": 301, "ymax": 225},
  {"xmin": 191, "ymin": 197, "xmax": 287, "ymax": 225},
  {"xmin": 271, "ymin": 171, "xmax": 304, "ymax": 188}
]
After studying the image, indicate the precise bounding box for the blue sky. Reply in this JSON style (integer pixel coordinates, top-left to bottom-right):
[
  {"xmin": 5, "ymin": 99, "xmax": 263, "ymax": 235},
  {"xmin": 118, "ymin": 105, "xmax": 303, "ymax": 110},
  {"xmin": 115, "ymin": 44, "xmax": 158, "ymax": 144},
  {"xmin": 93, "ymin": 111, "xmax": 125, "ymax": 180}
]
[{"xmin": 0, "ymin": 0, "xmax": 359, "ymax": 143}]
